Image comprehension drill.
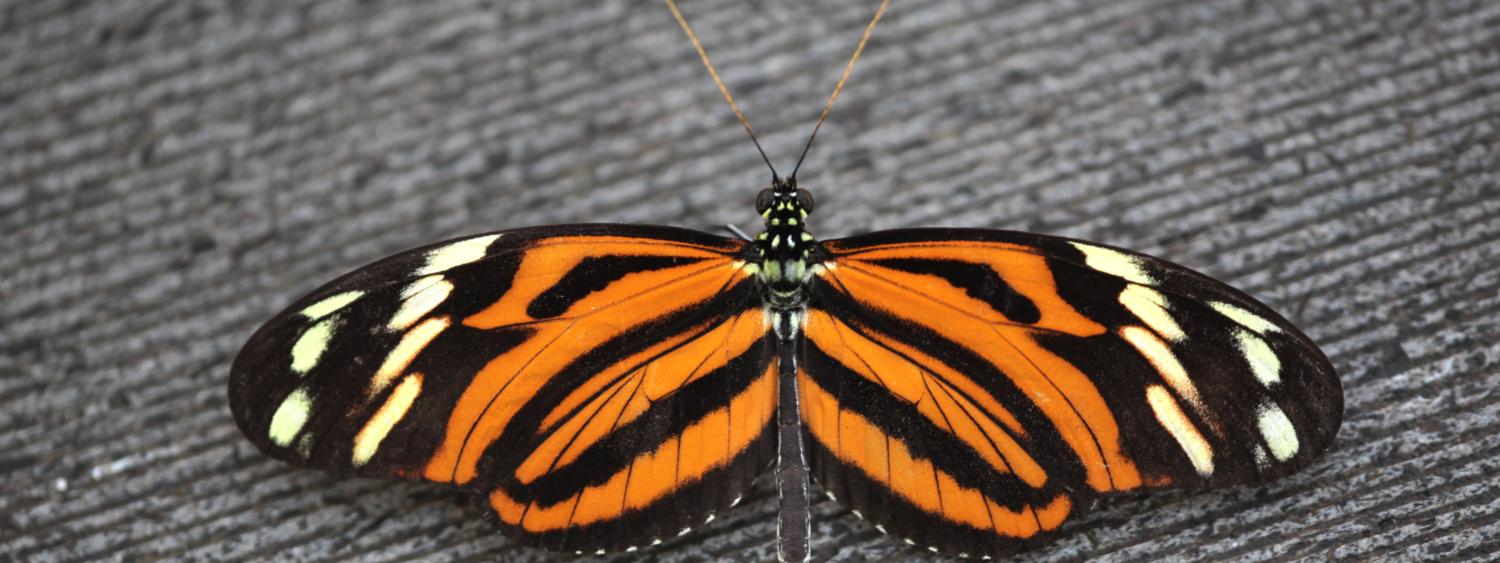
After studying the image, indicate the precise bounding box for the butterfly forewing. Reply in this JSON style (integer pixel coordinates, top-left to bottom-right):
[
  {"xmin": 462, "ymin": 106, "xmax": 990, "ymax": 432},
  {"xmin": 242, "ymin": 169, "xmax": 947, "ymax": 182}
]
[
  {"xmin": 228, "ymin": 224, "xmax": 777, "ymax": 552},
  {"xmin": 801, "ymin": 228, "xmax": 1342, "ymax": 556}
]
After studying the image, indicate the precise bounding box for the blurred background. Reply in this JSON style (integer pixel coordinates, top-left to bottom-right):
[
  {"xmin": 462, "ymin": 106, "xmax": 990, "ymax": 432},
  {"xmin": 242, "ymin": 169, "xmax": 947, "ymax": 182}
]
[{"xmin": 3, "ymin": 0, "xmax": 1497, "ymax": 560}]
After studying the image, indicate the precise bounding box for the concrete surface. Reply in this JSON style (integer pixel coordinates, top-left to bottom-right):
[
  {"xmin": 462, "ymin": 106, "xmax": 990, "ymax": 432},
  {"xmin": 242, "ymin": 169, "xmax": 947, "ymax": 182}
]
[{"xmin": 2, "ymin": 0, "xmax": 1498, "ymax": 561}]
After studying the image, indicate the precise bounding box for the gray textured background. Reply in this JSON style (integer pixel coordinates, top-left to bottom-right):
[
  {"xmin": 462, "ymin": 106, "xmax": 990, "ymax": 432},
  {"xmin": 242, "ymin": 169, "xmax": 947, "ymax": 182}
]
[{"xmin": 2, "ymin": 0, "xmax": 1498, "ymax": 561}]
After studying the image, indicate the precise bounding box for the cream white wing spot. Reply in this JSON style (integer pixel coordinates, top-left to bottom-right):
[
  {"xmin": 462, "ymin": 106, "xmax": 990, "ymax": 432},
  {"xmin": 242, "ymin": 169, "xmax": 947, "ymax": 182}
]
[
  {"xmin": 1234, "ymin": 328, "xmax": 1282, "ymax": 387},
  {"xmin": 1071, "ymin": 242, "xmax": 1156, "ymax": 285},
  {"xmin": 371, "ymin": 316, "xmax": 450, "ymax": 395},
  {"xmin": 388, "ymin": 275, "xmax": 454, "ymax": 331},
  {"xmin": 1210, "ymin": 301, "xmax": 1280, "ymax": 335},
  {"xmin": 352, "ymin": 373, "xmax": 424, "ymax": 466},
  {"xmin": 299, "ymin": 290, "xmax": 364, "ymax": 319},
  {"xmin": 1257, "ymin": 402, "xmax": 1300, "ymax": 462},
  {"xmin": 416, "ymin": 234, "xmax": 500, "ymax": 276},
  {"xmin": 1145, "ymin": 385, "xmax": 1214, "ymax": 476},
  {"xmin": 295, "ymin": 434, "xmax": 314, "ymax": 458},
  {"xmin": 268, "ymin": 387, "xmax": 313, "ymax": 447},
  {"xmin": 290, "ymin": 318, "xmax": 337, "ymax": 375},
  {"xmin": 1121, "ymin": 326, "xmax": 1204, "ymax": 414},
  {"xmin": 1118, "ymin": 285, "xmax": 1184, "ymax": 341}
]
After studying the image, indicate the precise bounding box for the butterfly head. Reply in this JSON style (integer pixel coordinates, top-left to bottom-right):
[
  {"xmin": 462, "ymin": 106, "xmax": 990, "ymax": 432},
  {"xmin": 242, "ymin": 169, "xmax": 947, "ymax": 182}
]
[
  {"xmin": 754, "ymin": 177, "xmax": 816, "ymax": 262},
  {"xmin": 755, "ymin": 177, "xmax": 814, "ymax": 230}
]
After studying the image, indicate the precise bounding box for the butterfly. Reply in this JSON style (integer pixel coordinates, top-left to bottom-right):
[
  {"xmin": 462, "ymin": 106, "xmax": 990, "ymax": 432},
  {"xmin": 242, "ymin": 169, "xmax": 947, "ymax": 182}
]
[{"xmin": 227, "ymin": 1, "xmax": 1343, "ymax": 560}]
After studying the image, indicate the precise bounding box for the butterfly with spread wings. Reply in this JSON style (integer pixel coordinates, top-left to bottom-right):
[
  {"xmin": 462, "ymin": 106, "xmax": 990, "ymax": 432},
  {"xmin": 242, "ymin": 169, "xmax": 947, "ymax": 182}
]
[{"xmin": 228, "ymin": 1, "xmax": 1342, "ymax": 560}]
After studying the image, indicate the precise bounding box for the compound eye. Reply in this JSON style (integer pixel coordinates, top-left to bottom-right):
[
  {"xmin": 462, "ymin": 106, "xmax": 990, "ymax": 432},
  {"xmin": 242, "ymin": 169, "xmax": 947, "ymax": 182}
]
[
  {"xmin": 755, "ymin": 188, "xmax": 775, "ymax": 213},
  {"xmin": 795, "ymin": 188, "xmax": 815, "ymax": 213}
]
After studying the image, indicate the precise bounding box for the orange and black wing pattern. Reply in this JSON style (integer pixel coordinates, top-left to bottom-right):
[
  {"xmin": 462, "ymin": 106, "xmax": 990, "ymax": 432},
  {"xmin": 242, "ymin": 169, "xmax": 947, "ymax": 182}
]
[
  {"xmin": 801, "ymin": 228, "xmax": 1342, "ymax": 557},
  {"xmin": 228, "ymin": 224, "xmax": 776, "ymax": 553}
]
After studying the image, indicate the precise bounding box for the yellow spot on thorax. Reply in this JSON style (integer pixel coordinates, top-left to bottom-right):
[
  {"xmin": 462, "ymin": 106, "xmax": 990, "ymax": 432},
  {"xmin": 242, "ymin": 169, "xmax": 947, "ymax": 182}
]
[{"xmin": 763, "ymin": 260, "xmax": 782, "ymax": 280}]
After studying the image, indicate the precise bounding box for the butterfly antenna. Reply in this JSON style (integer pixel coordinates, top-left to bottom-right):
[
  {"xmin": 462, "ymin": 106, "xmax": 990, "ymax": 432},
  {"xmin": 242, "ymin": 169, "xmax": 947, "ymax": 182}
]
[
  {"xmin": 667, "ymin": 0, "xmax": 780, "ymax": 181},
  {"xmin": 790, "ymin": 0, "xmax": 891, "ymax": 182}
]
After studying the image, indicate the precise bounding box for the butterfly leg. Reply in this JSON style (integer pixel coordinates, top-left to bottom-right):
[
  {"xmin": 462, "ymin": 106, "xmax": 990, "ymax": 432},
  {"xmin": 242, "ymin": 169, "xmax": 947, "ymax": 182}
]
[{"xmin": 723, "ymin": 223, "xmax": 755, "ymax": 241}]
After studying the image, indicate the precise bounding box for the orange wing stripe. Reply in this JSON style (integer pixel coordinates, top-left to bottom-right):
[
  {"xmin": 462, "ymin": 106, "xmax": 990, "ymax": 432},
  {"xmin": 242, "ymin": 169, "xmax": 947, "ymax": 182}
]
[
  {"xmin": 464, "ymin": 236, "xmax": 740, "ymax": 329},
  {"xmin": 833, "ymin": 243, "xmax": 1106, "ymax": 336},
  {"xmin": 800, "ymin": 369, "xmax": 1070, "ymax": 538},
  {"xmin": 490, "ymin": 361, "xmax": 775, "ymax": 532},
  {"xmin": 425, "ymin": 237, "xmax": 748, "ymax": 485},
  {"xmin": 516, "ymin": 307, "xmax": 765, "ymax": 484},
  {"xmin": 826, "ymin": 249, "xmax": 1143, "ymax": 492},
  {"xmin": 803, "ymin": 308, "xmax": 1045, "ymax": 488}
]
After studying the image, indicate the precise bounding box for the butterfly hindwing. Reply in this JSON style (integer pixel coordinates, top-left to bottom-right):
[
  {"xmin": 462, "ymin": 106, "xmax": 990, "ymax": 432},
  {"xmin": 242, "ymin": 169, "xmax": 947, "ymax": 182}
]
[
  {"xmin": 801, "ymin": 228, "xmax": 1342, "ymax": 556},
  {"xmin": 228, "ymin": 224, "xmax": 777, "ymax": 553}
]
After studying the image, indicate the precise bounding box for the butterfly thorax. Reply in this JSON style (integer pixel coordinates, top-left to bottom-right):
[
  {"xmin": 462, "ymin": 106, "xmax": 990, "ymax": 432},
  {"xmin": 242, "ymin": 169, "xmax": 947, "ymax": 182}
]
[{"xmin": 750, "ymin": 179, "xmax": 817, "ymax": 339}]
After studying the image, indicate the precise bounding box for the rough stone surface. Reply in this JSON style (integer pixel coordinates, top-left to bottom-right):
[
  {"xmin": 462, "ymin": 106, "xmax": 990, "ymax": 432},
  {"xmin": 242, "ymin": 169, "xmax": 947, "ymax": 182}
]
[{"xmin": 2, "ymin": 0, "xmax": 1498, "ymax": 561}]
